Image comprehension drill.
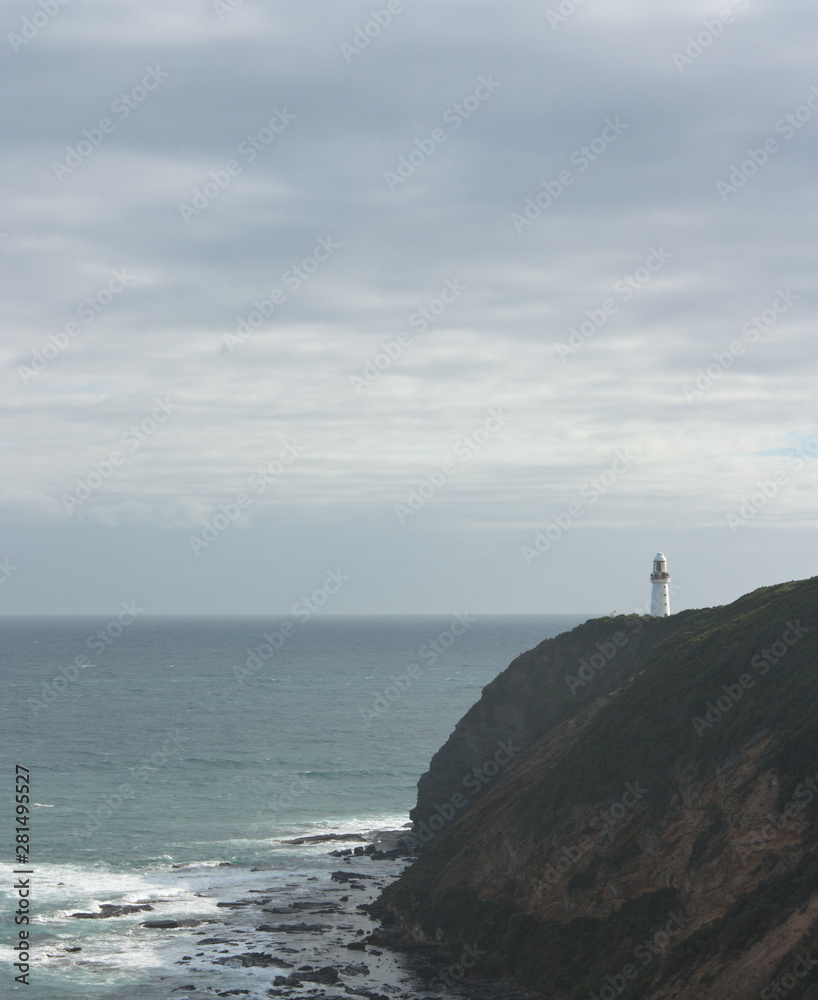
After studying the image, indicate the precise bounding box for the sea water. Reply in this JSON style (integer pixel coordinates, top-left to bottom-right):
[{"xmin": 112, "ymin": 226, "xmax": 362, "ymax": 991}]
[{"xmin": 1, "ymin": 614, "xmax": 590, "ymax": 997}]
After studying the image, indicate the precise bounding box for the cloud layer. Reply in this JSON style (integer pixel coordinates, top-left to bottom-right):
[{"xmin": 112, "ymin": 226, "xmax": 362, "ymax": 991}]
[{"xmin": 1, "ymin": 0, "xmax": 815, "ymax": 613}]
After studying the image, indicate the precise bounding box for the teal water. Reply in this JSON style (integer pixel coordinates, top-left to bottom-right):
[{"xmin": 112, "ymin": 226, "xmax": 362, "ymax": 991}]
[{"xmin": 2, "ymin": 613, "xmax": 590, "ymax": 997}]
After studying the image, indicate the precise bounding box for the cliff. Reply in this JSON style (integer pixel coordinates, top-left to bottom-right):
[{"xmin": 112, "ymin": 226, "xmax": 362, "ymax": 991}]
[{"xmin": 373, "ymin": 577, "xmax": 818, "ymax": 1000}]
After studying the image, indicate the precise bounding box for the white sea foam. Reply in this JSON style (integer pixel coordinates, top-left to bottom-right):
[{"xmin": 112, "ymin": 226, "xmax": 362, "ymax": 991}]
[{"xmin": 4, "ymin": 614, "xmax": 583, "ymax": 998}]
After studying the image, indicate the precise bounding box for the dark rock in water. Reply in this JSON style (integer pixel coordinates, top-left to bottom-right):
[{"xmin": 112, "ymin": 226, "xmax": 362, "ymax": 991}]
[
  {"xmin": 330, "ymin": 871, "xmax": 375, "ymax": 882},
  {"xmin": 255, "ymin": 922, "xmax": 330, "ymax": 933},
  {"xmin": 370, "ymin": 848, "xmax": 404, "ymax": 860},
  {"xmin": 282, "ymin": 833, "xmax": 366, "ymax": 845},
  {"xmin": 144, "ymin": 917, "xmax": 208, "ymax": 929},
  {"xmin": 308, "ymin": 966, "xmax": 340, "ymax": 984},
  {"xmin": 72, "ymin": 903, "xmax": 153, "ymax": 919},
  {"xmin": 274, "ymin": 966, "xmax": 339, "ymax": 985},
  {"xmin": 339, "ymin": 962, "xmax": 369, "ymax": 975},
  {"xmin": 171, "ymin": 987, "xmax": 195, "ymax": 993},
  {"xmin": 100, "ymin": 903, "xmax": 153, "ymax": 915},
  {"xmin": 217, "ymin": 898, "xmax": 270, "ymax": 907},
  {"xmin": 345, "ymin": 940, "xmax": 367, "ymax": 951},
  {"xmin": 214, "ymin": 952, "xmax": 295, "ymax": 969},
  {"xmin": 64, "ymin": 946, "xmax": 82, "ymax": 952},
  {"xmin": 263, "ymin": 900, "xmax": 341, "ymax": 915},
  {"xmin": 196, "ymin": 937, "xmax": 238, "ymax": 945}
]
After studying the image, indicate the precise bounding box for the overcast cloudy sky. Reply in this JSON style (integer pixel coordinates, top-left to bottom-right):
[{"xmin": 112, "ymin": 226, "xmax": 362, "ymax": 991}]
[{"xmin": 1, "ymin": 0, "xmax": 815, "ymax": 615}]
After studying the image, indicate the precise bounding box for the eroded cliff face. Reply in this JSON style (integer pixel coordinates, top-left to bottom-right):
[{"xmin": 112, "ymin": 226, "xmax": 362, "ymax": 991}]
[
  {"xmin": 409, "ymin": 612, "xmax": 689, "ymax": 843},
  {"xmin": 376, "ymin": 579, "xmax": 818, "ymax": 1000}
]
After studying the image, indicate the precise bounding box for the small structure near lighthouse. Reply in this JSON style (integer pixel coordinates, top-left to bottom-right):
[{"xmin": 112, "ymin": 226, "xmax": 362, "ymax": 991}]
[{"xmin": 650, "ymin": 552, "xmax": 671, "ymax": 616}]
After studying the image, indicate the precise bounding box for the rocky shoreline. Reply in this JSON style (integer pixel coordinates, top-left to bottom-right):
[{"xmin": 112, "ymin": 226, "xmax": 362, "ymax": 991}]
[{"xmin": 59, "ymin": 826, "xmax": 531, "ymax": 1000}]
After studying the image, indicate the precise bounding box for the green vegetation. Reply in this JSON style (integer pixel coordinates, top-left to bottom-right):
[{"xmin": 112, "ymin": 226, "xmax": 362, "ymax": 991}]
[{"xmin": 526, "ymin": 578, "xmax": 818, "ymax": 818}]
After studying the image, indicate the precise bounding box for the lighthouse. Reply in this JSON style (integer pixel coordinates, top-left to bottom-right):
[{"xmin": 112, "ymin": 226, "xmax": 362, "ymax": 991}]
[{"xmin": 650, "ymin": 552, "xmax": 671, "ymax": 616}]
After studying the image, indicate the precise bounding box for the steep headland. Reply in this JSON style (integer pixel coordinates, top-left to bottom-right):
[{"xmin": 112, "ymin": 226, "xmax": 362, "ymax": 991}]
[{"xmin": 372, "ymin": 577, "xmax": 818, "ymax": 1000}]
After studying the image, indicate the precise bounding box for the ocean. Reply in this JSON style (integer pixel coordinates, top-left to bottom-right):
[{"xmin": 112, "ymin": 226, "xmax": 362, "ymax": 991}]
[{"xmin": 2, "ymin": 613, "xmax": 590, "ymax": 998}]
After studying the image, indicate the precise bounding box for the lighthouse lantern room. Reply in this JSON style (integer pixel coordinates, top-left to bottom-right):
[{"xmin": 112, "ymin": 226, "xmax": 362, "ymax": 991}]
[{"xmin": 650, "ymin": 552, "xmax": 671, "ymax": 617}]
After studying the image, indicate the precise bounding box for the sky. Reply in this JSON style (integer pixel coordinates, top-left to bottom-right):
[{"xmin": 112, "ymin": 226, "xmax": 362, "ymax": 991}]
[{"xmin": 1, "ymin": 0, "xmax": 815, "ymax": 616}]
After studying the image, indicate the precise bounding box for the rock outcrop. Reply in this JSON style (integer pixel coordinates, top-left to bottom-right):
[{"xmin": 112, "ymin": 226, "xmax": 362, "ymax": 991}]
[{"xmin": 373, "ymin": 577, "xmax": 818, "ymax": 1000}]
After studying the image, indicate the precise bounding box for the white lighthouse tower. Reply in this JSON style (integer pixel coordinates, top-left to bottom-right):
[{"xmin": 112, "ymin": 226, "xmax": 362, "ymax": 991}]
[{"xmin": 650, "ymin": 552, "xmax": 671, "ymax": 616}]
